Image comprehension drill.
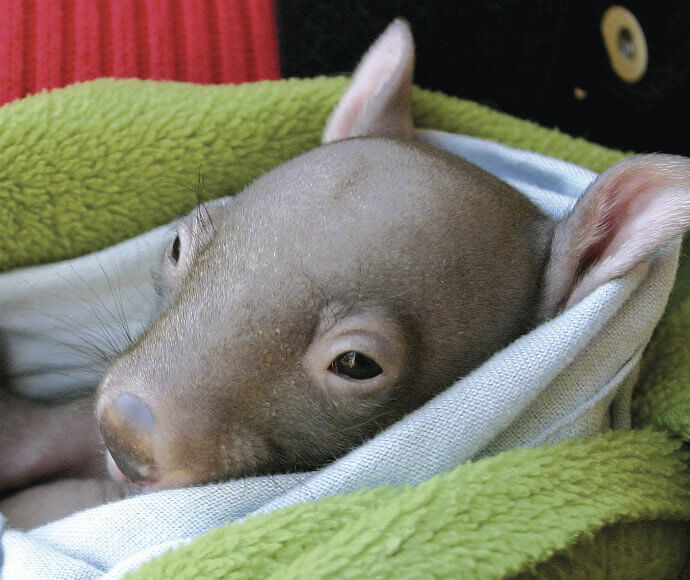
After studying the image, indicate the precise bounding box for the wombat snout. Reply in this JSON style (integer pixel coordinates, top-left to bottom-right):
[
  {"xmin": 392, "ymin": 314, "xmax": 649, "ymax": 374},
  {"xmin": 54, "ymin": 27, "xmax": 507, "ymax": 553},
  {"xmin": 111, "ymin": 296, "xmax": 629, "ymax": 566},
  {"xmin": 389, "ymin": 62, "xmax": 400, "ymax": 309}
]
[{"xmin": 98, "ymin": 393, "xmax": 159, "ymax": 486}]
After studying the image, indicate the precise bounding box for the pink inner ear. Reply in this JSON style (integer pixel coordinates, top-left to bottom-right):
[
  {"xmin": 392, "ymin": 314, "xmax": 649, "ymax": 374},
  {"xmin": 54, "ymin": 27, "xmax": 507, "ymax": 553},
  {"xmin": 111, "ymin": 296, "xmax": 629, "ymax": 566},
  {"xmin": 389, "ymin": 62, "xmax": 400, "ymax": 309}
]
[
  {"xmin": 325, "ymin": 56, "xmax": 398, "ymax": 141},
  {"xmin": 322, "ymin": 19, "xmax": 414, "ymax": 143},
  {"xmin": 565, "ymin": 155, "xmax": 690, "ymax": 308},
  {"xmin": 575, "ymin": 201, "xmax": 624, "ymax": 282},
  {"xmin": 573, "ymin": 169, "xmax": 647, "ymax": 280}
]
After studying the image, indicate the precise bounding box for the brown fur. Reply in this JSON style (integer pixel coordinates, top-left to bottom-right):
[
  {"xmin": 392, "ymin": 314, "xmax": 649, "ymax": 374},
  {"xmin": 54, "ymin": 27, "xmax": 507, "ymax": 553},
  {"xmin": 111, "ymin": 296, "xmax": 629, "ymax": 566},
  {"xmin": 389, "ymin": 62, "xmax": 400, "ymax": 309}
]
[{"xmin": 97, "ymin": 138, "xmax": 553, "ymax": 487}]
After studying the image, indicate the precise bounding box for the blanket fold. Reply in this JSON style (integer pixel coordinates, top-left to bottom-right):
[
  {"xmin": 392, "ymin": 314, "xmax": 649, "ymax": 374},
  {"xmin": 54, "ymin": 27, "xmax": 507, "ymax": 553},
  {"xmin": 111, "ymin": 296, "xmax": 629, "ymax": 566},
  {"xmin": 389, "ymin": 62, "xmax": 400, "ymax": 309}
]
[{"xmin": 127, "ymin": 430, "xmax": 690, "ymax": 580}]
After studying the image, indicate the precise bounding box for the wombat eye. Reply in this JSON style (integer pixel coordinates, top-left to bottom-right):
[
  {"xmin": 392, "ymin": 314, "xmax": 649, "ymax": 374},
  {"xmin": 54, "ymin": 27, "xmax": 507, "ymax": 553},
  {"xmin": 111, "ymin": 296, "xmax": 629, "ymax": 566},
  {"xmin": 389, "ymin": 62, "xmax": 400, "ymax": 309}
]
[
  {"xmin": 329, "ymin": 351, "xmax": 383, "ymax": 380},
  {"xmin": 168, "ymin": 235, "xmax": 181, "ymax": 265}
]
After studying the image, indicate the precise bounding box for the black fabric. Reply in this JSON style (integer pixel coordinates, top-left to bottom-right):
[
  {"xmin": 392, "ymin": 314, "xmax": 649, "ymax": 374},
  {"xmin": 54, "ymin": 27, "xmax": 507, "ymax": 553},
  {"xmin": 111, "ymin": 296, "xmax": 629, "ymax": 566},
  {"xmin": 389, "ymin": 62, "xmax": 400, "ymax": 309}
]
[{"xmin": 277, "ymin": 1, "xmax": 689, "ymax": 155}]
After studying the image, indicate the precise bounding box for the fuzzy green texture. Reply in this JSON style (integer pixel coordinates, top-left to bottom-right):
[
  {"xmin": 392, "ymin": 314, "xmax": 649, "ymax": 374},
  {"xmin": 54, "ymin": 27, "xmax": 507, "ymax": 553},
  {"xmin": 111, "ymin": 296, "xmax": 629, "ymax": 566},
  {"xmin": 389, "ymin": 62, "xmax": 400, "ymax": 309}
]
[
  {"xmin": 127, "ymin": 430, "xmax": 690, "ymax": 580},
  {"xmin": 2, "ymin": 77, "xmax": 688, "ymax": 578},
  {"xmin": 0, "ymin": 78, "xmax": 626, "ymax": 272}
]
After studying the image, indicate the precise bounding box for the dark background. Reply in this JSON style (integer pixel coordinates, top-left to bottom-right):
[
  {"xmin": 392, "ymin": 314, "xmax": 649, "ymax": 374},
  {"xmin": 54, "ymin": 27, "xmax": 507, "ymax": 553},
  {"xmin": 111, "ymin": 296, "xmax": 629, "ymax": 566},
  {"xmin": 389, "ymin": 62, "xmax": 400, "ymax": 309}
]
[{"xmin": 277, "ymin": 1, "xmax": 689, "ymax": 156}]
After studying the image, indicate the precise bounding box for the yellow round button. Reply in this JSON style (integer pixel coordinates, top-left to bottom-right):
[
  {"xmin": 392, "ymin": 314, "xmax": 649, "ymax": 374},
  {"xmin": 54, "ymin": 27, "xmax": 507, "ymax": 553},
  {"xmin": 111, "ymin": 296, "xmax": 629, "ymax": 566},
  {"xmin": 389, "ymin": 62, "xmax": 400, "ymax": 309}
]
[{"xmin": 601, "ymin": 5, "xmax": 648, "ymax": 84}]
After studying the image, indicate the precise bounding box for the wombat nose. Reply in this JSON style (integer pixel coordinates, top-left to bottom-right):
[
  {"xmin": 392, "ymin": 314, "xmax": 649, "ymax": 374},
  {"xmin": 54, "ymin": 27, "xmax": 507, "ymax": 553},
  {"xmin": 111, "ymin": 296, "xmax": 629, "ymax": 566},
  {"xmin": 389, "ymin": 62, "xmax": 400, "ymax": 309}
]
[{"xmin": 99, "ymin": 393, "xmax": 156, "ymax": 483}]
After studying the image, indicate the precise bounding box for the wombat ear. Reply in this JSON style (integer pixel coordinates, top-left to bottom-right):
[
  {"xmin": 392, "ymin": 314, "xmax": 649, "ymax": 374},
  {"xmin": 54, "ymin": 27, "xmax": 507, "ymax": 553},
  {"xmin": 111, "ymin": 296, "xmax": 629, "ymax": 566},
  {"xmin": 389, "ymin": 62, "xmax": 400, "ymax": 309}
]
[
  {"xmin": 538, "ymin": 154, "xmax": 690, "ymax": 317},
  {"xmin": 322, "ymin": 18, "xmax": 415, "ymax": 143}
]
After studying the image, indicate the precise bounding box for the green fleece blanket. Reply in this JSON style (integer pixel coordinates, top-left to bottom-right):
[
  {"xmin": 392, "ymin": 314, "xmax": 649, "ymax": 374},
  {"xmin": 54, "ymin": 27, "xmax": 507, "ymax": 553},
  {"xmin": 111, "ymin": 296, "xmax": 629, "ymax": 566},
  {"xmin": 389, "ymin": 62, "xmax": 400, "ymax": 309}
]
[{"xmin": 1, "ymin": 78, "xmax": 688, "ymax": 578}]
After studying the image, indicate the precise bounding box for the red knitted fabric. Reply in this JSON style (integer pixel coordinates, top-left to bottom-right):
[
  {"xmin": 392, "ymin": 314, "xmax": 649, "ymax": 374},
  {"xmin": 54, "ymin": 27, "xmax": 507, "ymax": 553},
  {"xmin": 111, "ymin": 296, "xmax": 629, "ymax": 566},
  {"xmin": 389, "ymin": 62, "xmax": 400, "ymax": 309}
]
[{"xmin": 0, "ymin": 0, "xmax": 280, "ymax": 106}]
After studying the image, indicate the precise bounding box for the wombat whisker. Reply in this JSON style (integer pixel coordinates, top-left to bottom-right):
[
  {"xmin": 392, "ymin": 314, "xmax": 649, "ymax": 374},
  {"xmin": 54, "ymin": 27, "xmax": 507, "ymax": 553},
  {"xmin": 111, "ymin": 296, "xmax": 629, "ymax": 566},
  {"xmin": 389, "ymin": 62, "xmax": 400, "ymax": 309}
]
[
  {"xmin": 159, "ymin": 168, "xmax": 218, "ymax": 233},
  {"xmin": 193, "ymin": 169, "xmax": 217, "ymax": 235},
  {"xmin": 20, "ymin": 272, "xmax": 128, "ymax": 365},
  {"xmin": 10, "ymin": 362, "xmax": 101, "ymax": 380},
  {"xmin": 196, "ymin": 201, "xmax": 215, "ymax": 235},
  {"xmin": 331, "ymin": 409, "xmax": 392, "ymax": 435},
  {"xmin": 160, "ymin": 172, "xmax": 205, "ymax": 220},
  {"xmin": 10, "ymin": 308, "xmax": 126, "ymax": 365},
  {"xmin": 18, "ymin": 273, "xmax": 114, "ymax": 326},
  {"xmin": 98, "ymin": 261, "xmax": 134, "ymax": 347},
  {"xmin": 63, "ymin": 264, "xmax": 135, "ymax": 351},
  {"xmin": 195, "ymin": 167, "xmax": 205, "ymax": 204},
  {"xmin": 10, "ymin": 267, "xmax": 138, "ymax": 384},
  {"xmin": 46, "ymin": 309, "xmax": 125, "ymax": 363}
]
